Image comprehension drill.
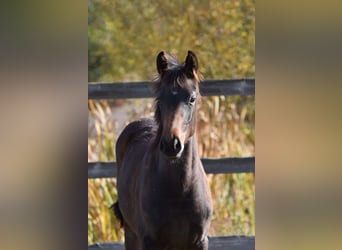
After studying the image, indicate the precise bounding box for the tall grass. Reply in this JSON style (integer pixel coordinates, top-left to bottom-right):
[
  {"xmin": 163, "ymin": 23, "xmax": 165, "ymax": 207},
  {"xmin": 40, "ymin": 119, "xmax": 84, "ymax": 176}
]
[{"xmin": 88, "ymin": 95, "xmax": 255, "ymax": 243}]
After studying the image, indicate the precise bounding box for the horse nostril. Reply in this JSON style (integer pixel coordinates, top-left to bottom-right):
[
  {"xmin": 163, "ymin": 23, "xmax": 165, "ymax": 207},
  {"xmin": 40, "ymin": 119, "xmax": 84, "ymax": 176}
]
[
  {"xmin": 173, "ymin": 137, "xmax": 180, "ymax": 150},
  {"xmin": 173, "ymin": 136, "xmax": 182, "ymax": 153},
  {"xmin": 160, "ymin": 136, "xmax": 183, "ymax": 157}
]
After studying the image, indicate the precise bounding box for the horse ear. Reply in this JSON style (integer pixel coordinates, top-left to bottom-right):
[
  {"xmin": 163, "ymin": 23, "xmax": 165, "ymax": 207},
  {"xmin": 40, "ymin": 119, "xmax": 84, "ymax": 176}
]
[
  {"xmin": 184, "ymin": 50, "xmax": 198, "ymax": 77},
  {"xmin": 156, "ymin": 51, "xmax": 168, "ymax": 75}
]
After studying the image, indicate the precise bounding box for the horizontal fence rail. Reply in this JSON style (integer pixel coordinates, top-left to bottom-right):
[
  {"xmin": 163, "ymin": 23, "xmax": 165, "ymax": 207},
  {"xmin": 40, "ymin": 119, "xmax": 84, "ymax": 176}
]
[
  {"xmin": 88, "ymin": 78, "xmax": 254, "ymax": 99},
  {"xmin": 88, "ymin": 236, "xmax": 255, "ymax": 250},
  {"xmin": 88, "ymin": 157, "xmax": 254, "ymax": 179}
]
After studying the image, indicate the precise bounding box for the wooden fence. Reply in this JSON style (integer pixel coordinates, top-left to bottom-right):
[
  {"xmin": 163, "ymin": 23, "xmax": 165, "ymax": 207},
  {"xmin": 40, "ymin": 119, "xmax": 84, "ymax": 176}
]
[{"xmin": 88, "ymin": 78, "xmax": 255, "ymax": 250}]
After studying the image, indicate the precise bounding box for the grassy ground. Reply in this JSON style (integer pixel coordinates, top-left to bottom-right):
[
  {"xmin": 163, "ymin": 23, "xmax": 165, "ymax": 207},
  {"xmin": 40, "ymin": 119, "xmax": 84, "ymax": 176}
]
[{"xmin": 88, "ymin": 95, "xmax": 255, "ymax": 243}]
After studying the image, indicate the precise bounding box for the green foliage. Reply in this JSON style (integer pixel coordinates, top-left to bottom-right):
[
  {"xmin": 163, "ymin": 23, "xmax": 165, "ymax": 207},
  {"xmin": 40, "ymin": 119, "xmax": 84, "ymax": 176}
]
[
  {"xmin": 89, "ymin": 0, "xmax": 255, "ymax": 81},
  {"xmin": 88, "ymin": 0, "xmax": 255, "ymax": 244}
]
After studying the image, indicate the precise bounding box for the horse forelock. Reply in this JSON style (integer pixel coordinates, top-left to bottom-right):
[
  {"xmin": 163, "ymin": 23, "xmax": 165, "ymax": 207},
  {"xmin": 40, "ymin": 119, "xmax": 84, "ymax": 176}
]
[{"xmin": 153, "ymin": 53, "xmax": 201, "ymax": 92}]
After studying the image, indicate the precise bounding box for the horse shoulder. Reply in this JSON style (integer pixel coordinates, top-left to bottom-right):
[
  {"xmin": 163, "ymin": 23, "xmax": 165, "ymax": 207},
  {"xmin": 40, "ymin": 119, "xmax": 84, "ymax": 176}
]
[{"xmin": 116, "ymin": 118, "xmax": 157, "ymax": 166}]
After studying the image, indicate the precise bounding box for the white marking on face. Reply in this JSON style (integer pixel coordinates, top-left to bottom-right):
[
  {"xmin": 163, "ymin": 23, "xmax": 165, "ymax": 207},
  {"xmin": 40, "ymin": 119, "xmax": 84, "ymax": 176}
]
[{"xmin": 171, "ymin": 90, "xmax": 178, "ymax": 95}]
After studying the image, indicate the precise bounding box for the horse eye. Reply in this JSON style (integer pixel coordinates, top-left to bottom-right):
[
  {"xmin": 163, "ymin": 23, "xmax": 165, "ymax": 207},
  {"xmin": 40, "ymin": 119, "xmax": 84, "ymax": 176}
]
[{"xmin": 189, "ymin": 95, "xmax": 196, "ymax": 105}]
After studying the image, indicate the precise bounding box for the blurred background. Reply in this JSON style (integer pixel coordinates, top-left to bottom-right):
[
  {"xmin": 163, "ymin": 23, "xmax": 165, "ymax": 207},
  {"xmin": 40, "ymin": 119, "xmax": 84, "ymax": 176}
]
[
  {"xmin": 1, "ymin": 0, "xmax": 341, "ymax": 249},
  {"xmin": 88, "ymin": 0, "xmax": 255, "ymax": 244}
]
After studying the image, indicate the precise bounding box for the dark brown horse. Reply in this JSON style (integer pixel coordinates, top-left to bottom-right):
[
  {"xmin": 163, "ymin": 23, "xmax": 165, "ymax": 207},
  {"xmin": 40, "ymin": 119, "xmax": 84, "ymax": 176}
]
[{"xmin": 112, "ymin": 51, "xmax": 212, "ymax": 250}]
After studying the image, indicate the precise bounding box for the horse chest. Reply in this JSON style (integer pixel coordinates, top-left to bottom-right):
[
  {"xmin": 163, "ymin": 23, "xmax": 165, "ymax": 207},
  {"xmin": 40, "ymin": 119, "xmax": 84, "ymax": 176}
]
[{"xmin": 141, "ymin": 193, "xmax": 211, "ymax": 246}]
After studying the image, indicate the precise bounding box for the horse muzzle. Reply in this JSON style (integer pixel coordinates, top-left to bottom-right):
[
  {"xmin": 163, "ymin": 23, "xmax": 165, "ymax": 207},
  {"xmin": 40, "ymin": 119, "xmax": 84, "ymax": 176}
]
[{"xmin": 160, "ymin": 136, "xmax": 184, "ymax": 159}]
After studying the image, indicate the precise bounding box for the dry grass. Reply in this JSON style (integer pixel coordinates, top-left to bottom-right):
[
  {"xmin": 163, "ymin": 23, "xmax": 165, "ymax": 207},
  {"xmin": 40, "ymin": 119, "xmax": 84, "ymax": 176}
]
[{"xmin": 88, "ymin": 95, "xmax": 255, "ymax": 244}]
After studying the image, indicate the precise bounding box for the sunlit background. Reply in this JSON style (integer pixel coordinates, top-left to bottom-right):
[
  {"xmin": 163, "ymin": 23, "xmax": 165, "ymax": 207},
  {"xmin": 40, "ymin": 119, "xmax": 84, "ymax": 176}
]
[{"xmin": 88, "ymin": 0, "xmax": 255, "ymax": 244}]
